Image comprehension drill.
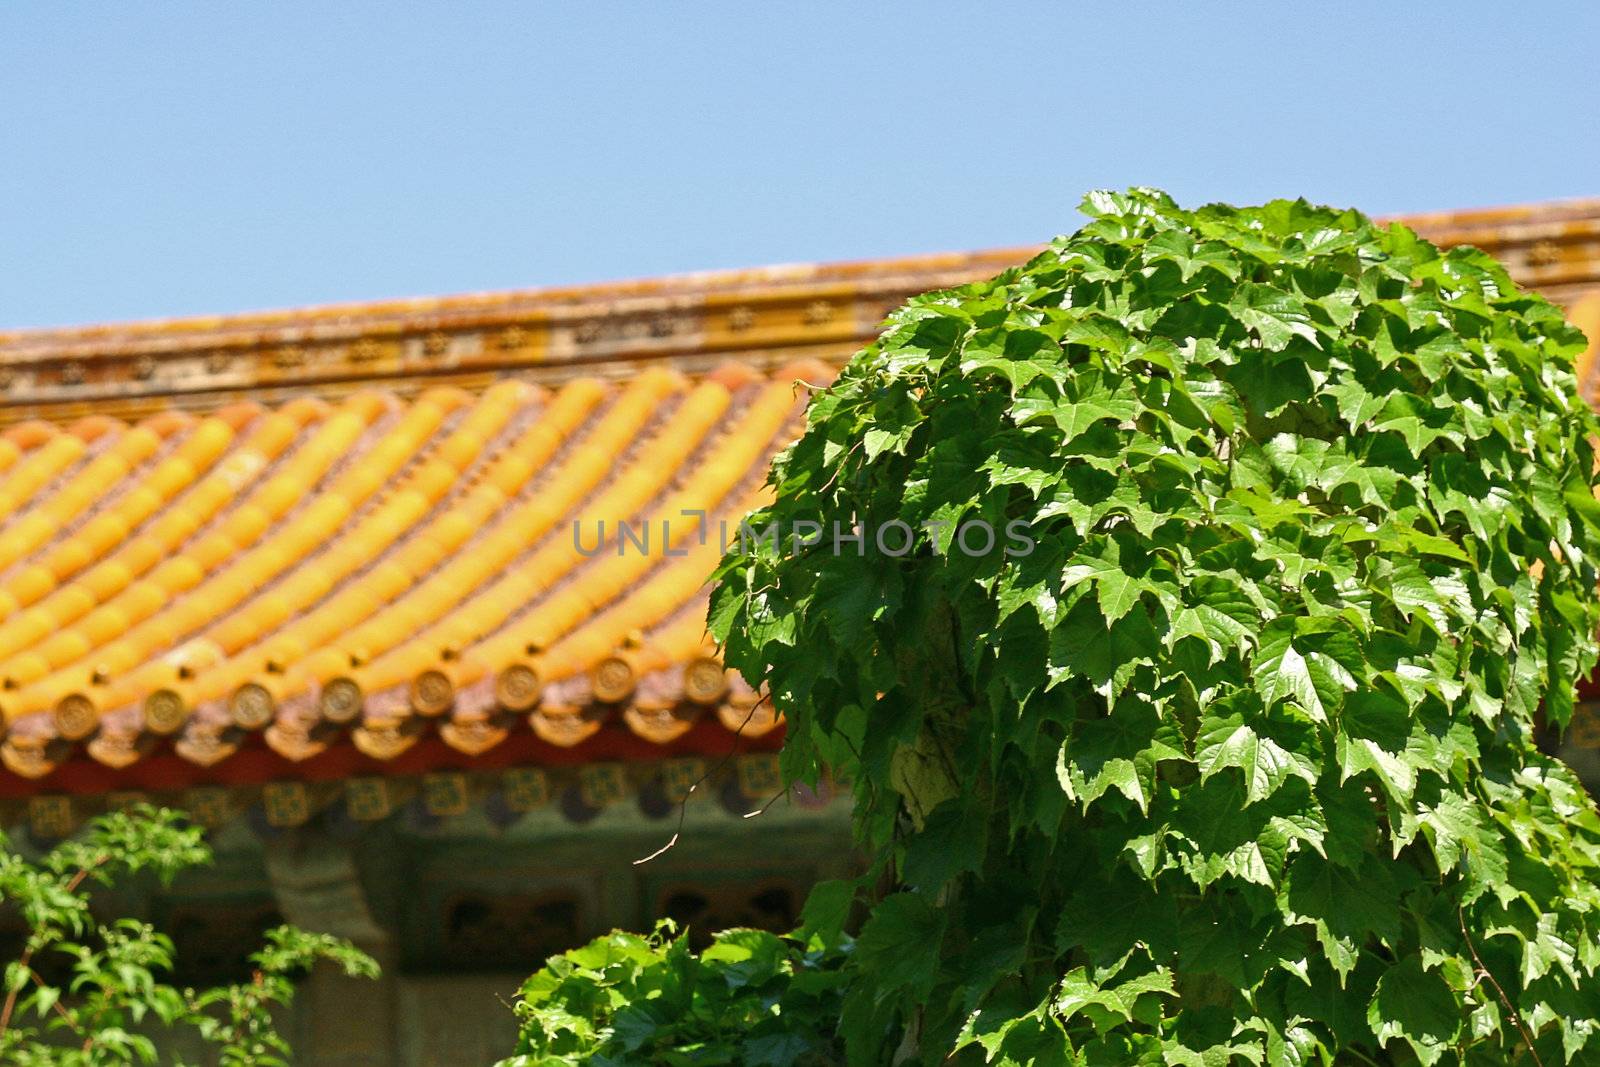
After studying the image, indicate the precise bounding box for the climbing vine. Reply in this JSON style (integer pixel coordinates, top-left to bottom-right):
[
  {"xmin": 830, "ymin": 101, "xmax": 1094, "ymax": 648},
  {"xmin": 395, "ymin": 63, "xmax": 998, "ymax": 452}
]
[
  {"xmin": 513, "ymin": 189, "xmax": 1600, "ymax": 1065},
  {"xmin": 498, "ymin": 921, "xmax": 845, "ymax": 1066}
]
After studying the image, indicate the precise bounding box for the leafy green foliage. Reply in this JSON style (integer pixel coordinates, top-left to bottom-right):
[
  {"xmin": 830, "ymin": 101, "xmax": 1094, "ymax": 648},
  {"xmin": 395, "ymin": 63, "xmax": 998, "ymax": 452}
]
[
  {"xmin": 703, "ymin": 188, "xmax": 1600, "ymax": 1064},
  {"xmin": 0, "ymin": 805, "xmax": 378, "ymax": 1066},
  {"xmin": 496, "ymin": 920, "xmax": 845, "ymax": 1066}
]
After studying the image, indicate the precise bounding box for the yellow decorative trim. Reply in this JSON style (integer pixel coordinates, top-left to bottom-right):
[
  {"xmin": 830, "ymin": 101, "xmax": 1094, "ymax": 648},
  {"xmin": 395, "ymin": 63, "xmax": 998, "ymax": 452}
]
[
  {"xmin": 661, "ymin": 757, "xmax": 707, "ymax": 804},
  {"xmin": 422, "ymin": 772, "xmax": 470, "ymax": 817},
  {"xmin": 735, "ymin": 753, "xmax": 783, "ymax": 801},
  {"xmin": 28, "ymin": 795, "xmax": 75, "ymax": 838},
  {"xmin": 347, "ymin": 777, "xmax": 392, "ymax": 821},
  {"xmin": 0, "ymin": 760, "xmax": 826, "ymax": 830},
  {"xmin": 262, "ymin": 781, "xmax": 311, "ymax": 827},
  {"xmin": 0, "ymin": 249, "xmax": 1026, "ymax": 424},
  {"xmin": 502, "ymin": 767, "xmax": 549, "ymax": 811},
  {"xmin": 577, "ymin": 763, "xmax": 627, "ymax": 808},
  {"xmin": 184, "ymin": 787, "xmax": 233, "ymax": 828}
]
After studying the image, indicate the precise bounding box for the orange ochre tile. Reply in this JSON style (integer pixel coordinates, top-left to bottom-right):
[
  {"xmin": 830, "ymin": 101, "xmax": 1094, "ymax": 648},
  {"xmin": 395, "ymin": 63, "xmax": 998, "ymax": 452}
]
[{"xmin": 0, "ymin": 358, "xmax": 830, "ymax": 785}]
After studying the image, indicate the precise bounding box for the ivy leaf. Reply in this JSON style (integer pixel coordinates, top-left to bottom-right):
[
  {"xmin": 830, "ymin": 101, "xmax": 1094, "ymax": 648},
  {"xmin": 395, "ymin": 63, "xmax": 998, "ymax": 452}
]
[
  {"xmin": 1060, "ymin": 551, "xmax": 1147, "ymax": 624},
  {"xmin": 1253, "ymin": 625, "xmax": 1326, "ymax": 722},
  {"xmin": 1316, "ymin": 448, "xmax": 1405, "ymax": 508},
  {"xmin": 1230, "ymin": 283, "xmax": 1320, "ymax": 351},
  {"xmin": 1284, "ymin": 851, "xmax": 1400, "ymax": 984},
  {"xmin": 862, "ymin": 386, "xmax": 923, "ymax": 460},
  {"xmin": 1415, "ymin": 792, "xmax": 1483, "ymax": 878},
  {"xmin": 852, "ymin": 893, "xmax": 946, "ymax": 1002},
  {"xmin": 960, "ymin": 328, "xmax": 1067, "ymax": 392},
  {"xmin": 1195, "ymin": 711, "xmax": 1316, "ymax": 804},
  {"xmin": 1173, "ymin": 775, "xmax": 1281, "ymax": 889},
  {"xmin": 1335, "ymin": 731, "xmax": 1417, "ymax": 807},
  {"xmin": 1056, "ymin": 708, "xmax": 1172, "ymax": 815},
  {"xmin": 1367, "ymin": 958, "xmax": 1460, "ymax": 1066},
  {"xmin": 1060, "ymin": 315, "xmax": 1136, "ymax": 359},
  {"xmin": 744, "ymin": 1031, "xmax": 823, "ymax": 1067},
  {"xmin": 1325, "ymin": 377, "xmax": 1388, "ymax": 431},
  {"xmin": 1052, "ymin": 966, "xmax": 1175, "ymax": 1029},
  {"xmin": 1373, "ymin": 393, "xmax": 1461, "ymax": 459},
  {"xmin": 981, "ymin": 433, "xmax": 1065, "ymax": 499},
  {"xmin": 701, "ymin": 929, "xmax": 787, "ymax": 991},
  {"xmin": 1522, "ymin": 912, "xmax": 1580, "ymax": 987},
  {"xmin": 902, "ymin": 802, "xmax": 987, "ymax": 893},
  {"xmin": 1013, "ymin": 369, "xmax": 1138, "ymax": 445},
  {"xmin": 798, "ymin": 880, "xmax": 856, "ymax": 951},
  {"xmin": 1048, "ymin": 596, "xmax": 1160, "ymax": 700},
  {"xmin": 811, "ymin": 552, "xmax": 901, "ymax": 644},
  {"xmin": 1144, "ymin": 229, "xmax": 1241, "ymax": 282},
  {"xmin": 1185, "ymin": 581, "xmax": 1259, "ymax": 656},
  {"xmin": 1055, "ymin": 864, "xmax": 1179, "ymax": 966}
]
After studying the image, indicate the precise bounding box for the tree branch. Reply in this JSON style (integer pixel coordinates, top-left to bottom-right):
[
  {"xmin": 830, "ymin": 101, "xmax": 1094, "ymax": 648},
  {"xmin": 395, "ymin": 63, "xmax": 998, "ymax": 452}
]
[{"xmin": 1459, "ymin": 904, "xmax": 1543, "ymax": 1067}]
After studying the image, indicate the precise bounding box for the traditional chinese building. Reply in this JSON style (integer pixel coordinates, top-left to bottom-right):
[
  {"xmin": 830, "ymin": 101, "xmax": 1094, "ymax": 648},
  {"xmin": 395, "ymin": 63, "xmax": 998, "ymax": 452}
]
[{"xmin": 0, "ymin": 200, "xmax": 1597, "ymax": 1065}]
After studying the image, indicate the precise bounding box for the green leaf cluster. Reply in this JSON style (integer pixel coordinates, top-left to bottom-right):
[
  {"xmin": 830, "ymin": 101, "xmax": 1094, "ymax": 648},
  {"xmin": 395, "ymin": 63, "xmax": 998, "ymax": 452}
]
[
  {"xmin": 0, "ymin": 805, "xmax": 378, "ymax": 1066},
  {"xmin": 496, "ymin": 920, "xmax": 845, "ymax": 1066},
  {"xmin": 702, "ymin": 188, "xmax": 1600, "ymax": 1064}
]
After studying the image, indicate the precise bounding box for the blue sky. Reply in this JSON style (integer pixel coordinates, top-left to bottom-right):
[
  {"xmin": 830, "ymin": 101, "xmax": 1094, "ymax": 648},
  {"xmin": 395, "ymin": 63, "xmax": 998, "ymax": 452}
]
[{"xmin": 2, "ymin": 3, "xmax": 1596, "ymax": 328}]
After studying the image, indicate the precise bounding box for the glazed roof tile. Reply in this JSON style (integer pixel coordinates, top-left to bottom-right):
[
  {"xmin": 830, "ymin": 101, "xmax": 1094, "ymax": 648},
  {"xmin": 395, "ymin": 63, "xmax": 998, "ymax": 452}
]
[{"xmin": 0, "ymin": 361, "xmax": 819, "ymax": 788}]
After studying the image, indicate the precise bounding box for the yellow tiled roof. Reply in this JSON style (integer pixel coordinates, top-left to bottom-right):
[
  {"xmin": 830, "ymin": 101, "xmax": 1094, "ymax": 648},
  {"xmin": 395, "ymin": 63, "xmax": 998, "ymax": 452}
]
[{"xmin": 0, "ymin": 362, "xmax": 816, "ymax": 781}]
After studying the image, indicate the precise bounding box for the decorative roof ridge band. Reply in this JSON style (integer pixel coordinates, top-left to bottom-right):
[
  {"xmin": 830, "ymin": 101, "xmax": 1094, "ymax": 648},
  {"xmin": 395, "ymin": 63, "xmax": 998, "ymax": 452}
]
[
  {"xmin": 1, "ymin": 246, "xmax": 1035, "ymax": 349},
  {"xmin": 1380, "ymin": 195, "xmax": 1600, "ymax": 231},
  {"xmin": 7, "ymin": 195, "xmax": 1598, "ymax": 352},
  {"xmin": 0, "ymin": 248, "xmax": 1029, "ymax": 421},
  {"xmin": 3, "ymin": 197, "xmax": 1598, "ymax": 420}
]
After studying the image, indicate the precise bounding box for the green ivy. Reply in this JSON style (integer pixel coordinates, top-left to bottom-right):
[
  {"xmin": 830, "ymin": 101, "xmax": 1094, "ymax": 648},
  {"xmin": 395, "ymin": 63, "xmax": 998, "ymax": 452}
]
[
  {"xmin": 496, "ymin": 921, "xmax": 845, "ymax": 1066},
  {"xmin": 700, "ymin": 189, "xmax": 1600, "ymax": 1065}
]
